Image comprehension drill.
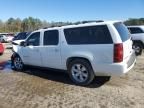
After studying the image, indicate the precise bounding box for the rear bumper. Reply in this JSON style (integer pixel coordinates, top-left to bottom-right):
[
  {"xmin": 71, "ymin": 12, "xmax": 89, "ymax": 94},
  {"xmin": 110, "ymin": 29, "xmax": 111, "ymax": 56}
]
[{"xmin": 93, "ymin": 52, "xmax": 136, "ymax": 76}]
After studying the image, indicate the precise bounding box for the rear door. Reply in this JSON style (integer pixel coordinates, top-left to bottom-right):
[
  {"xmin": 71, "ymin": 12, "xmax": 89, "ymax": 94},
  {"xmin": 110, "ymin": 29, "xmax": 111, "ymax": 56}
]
[
  {"xmin": 114, "ymin": 23, "xmax": 133, "ymax": 60},
  {"xmin": 41, "ymin": 30, "xmax": 62, "ymax": 69}
]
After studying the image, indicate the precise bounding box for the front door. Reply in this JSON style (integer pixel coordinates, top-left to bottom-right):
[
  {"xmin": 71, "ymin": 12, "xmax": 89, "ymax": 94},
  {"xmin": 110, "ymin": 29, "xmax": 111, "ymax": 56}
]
[{"xmin": 22, "ymin": 32, "xmax": 42, "ymax": 66}]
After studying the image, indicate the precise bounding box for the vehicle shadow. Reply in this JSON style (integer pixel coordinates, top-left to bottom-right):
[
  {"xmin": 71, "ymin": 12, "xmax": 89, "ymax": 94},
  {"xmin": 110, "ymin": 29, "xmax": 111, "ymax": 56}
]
[
  {"xmin": 24, "ymin": 67, "xmax": 111, "ymax": 88},
  {"xmin": 0, "ymin": 60, "xmax": 111, "ymax": 88}
]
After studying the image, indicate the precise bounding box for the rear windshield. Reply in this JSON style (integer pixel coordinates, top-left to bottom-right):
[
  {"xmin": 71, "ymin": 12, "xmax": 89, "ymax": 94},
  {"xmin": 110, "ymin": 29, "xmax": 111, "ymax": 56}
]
[{"xmin": 114, "ymin": 22, "xmax": 130, "ymax": 42}]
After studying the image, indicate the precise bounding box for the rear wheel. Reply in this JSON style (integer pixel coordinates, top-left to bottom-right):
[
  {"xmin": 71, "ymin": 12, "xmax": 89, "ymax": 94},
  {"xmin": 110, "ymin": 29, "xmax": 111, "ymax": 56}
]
[
  {"xmin": 133, "ymin": 43, "xmax": 143, "ymax": 56},
  {"xmin": 68, "ymin": 59, "xmax": 95, "ymax": 86}
]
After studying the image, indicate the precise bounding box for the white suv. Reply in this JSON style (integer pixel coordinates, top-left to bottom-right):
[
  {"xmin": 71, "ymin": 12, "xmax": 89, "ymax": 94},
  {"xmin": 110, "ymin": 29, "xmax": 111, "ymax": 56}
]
[
  {"xmin": 127, "ymin": 26, "xmax": 144, "ymax": 55},
  {"xmin": 11, "ymin": 21, "xmax": 136, "ymax": 85}
]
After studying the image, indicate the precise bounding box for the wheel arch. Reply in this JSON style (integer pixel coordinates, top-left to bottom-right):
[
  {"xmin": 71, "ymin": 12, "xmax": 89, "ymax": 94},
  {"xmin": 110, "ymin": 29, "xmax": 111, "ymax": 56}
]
[
  {"xmin": 11, "ymin": 52, "xmax": 22, "ymax": 61},
  {"xmin": 66, "ymin": 56, "xmax": 93, "ymax": 68}
]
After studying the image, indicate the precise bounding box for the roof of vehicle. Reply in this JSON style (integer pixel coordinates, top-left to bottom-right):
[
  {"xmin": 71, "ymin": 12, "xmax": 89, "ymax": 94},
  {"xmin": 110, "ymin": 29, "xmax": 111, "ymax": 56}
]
[{"xmin": 35, "ymin": 20, "xmax": 122, "ymax": 32}]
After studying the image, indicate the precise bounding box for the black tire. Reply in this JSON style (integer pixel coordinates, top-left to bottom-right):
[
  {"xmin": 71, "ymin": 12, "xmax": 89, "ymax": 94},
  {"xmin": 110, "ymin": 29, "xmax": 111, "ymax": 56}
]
[
  {"xmin": 133, "ymin": 43, "xmax": 143, "ymax": 56},
  {"xmin": 11, "ymin": 55, "xmax": 24, "ymax": 71},
  {"xmin": 68, "ymin": 59, "xmax": 95, "ymax": 86}
]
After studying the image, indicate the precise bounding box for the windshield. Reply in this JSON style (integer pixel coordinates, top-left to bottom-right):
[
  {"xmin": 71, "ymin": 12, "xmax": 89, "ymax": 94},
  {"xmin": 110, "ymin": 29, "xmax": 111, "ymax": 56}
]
[
  {"xmin": 14, "ymin": 32, "xmax": 30, "ymax": 40},
  {"xmin": 114, "ymin": 22, "xmax": 130, "ymax": 42}
]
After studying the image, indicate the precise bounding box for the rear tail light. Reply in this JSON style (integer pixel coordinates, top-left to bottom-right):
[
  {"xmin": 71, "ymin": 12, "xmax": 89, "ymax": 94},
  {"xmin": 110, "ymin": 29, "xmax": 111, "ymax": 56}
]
[{"xmin": 114, "ymin": 43, "xmax": 123, "ymax": 63}]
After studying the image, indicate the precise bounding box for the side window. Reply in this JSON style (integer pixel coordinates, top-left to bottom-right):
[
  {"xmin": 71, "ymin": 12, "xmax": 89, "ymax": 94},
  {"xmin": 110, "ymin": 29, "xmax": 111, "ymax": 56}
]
[
  {"xmin": 43, "ymin": 30, "xmax": 59, "ymax": 45},
  {"xmin": 26, "ymin": 32, "xmax": 40, "ymax": 46},
  {"xmin": 64, "ymin": 25, "xmax": 112, "ymax": 45},
  {"xmin": 129, "ymin": 27, "xmax": 144, "ymax": 34}
]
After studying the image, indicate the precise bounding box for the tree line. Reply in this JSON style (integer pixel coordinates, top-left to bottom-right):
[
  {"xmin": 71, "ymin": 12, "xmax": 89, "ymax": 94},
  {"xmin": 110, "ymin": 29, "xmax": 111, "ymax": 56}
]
[
  {"xmin": 0, "ymin": 17, "xmax": 72, "ymax": 33},
  {"xmin": 0, "ymin": 17, "xmax": 144, "ymax": 33},
  {"xmin": 124, "ymin": 18, "xmax": 144, "ymax": 26}
]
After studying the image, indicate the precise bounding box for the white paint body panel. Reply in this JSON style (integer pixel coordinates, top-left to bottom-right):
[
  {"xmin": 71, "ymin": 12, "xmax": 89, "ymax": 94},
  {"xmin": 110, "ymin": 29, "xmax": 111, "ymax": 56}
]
[{"xmin": 14, "ymin": 21, "xmax": 136, "ymax": 76}]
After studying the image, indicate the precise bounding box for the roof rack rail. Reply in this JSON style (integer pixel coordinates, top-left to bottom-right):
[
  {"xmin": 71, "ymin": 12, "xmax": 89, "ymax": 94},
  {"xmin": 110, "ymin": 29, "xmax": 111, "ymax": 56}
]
[
  {"xmin": 38, "ymin": 20, "xmax": 104, "ymax": 30},
  {"xmin": 43, "ymin": 27, "xmax": 49, "ymax": 29},
  {"xmin": 41, "ymin": 25, "xmax": 61, "ymax": 30},
  {"xmin": 81, "ymin": 20, "xmax": 104, "ymax": 24}
]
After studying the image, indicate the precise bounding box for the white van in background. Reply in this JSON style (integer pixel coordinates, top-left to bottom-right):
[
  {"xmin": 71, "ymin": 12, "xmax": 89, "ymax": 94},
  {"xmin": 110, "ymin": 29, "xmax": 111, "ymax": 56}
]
[{"xmin": 128, "ymin": 26, "xmax": 144, "ymax": 55}]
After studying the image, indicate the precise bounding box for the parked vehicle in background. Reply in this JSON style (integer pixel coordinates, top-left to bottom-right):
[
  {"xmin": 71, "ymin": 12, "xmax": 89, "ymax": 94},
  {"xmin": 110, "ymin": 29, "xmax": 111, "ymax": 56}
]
[
  {"xmin": 12, "ymin": 32, "xmax": 31, "ymax": 52},
  {"xmin": 0, "ymin": 42, "xmax": 4, "ymax": 55},
  {"xmin": 7, "ymin": 35, "xmax": 14, "ymax": 42},
  {"xmin": 0, "ymin": 35, "xmax": 7, "ymax": 42},
  {"xmin": 0, "ymin": 33, "xmax": 14, "ymax": 43},
  {"xmin": 12, "ymin": 32, "xmax": 31, "ymax": 45},
  {"xmin": 128, "ymin": 26, "xmax": 144, "ymax": 55},
  {"xmin": 11, "ymin": 21, "xmax": 136, "ymax": 85}
]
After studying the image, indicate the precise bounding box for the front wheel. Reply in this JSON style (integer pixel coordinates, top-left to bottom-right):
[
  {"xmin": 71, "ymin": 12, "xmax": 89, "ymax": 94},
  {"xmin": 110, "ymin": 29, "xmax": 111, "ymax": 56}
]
[
  {"xmin": 12, "ymin": 55, "xmax": 24, "ymax": 71},
  {"xmin": 68, "ymin": 59, "xmax": 95, "ymax": 86}
]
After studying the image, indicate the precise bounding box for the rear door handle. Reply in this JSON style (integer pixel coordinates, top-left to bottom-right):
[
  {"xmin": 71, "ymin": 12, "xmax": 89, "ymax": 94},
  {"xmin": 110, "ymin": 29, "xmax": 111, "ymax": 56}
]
[
  {"xmin": 34, "ymin": 49, "xmax": 39, "ymax": 52},
  {"xmin": 55, "ymin": 49, "xmax": 59, "ymax": 52}
]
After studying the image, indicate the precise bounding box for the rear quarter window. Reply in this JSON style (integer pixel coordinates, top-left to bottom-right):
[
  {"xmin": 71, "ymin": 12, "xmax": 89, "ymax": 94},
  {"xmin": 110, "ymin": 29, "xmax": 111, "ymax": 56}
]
[
  {"xmin": 114, "ymin": 23, "xmax": 130, "ymax": 42},
  {"xmin": 64, "ymin": 25, "xmax": 113, "ymax": 45}
]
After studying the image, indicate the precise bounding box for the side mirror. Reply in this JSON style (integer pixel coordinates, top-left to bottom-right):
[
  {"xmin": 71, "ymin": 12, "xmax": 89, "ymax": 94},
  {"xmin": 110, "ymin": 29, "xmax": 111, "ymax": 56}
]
[{"xmin": 20, "ymin": 41, "xmax": 27, "ymax": 47}]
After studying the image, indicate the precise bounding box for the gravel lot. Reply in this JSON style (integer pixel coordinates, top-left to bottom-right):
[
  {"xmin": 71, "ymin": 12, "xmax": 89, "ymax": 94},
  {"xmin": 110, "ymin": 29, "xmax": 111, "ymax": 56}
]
[{"xmin": 0, "ymin": 43, "xmax": 144, "ymax": 108}]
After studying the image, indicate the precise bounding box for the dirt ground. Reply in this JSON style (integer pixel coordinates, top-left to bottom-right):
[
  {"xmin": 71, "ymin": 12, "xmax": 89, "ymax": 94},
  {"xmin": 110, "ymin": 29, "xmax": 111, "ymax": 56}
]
[{"xmin": 0, "ymin": 43, "xmax": 144, "ymax": 108}]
